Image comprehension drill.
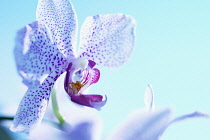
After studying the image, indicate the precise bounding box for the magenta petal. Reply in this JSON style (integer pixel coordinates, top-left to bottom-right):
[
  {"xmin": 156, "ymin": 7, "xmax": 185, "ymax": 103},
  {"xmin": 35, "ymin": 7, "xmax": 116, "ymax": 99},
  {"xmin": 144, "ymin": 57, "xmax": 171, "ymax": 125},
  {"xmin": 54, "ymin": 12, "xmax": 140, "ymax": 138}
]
[
  {"xmin": 70, "ymin": 94, "xmax": 107, "ymax": 110},
  {"xmin": 91, "ymin": 95, "xmax": 107, "ymax": 111},
  {"xmin": 83, "ymin": 94, "xmax": 103, "ymax": 101},
  {"xmin": 90, "ymin": 68, "xmax": 100, "ymax": 85}
]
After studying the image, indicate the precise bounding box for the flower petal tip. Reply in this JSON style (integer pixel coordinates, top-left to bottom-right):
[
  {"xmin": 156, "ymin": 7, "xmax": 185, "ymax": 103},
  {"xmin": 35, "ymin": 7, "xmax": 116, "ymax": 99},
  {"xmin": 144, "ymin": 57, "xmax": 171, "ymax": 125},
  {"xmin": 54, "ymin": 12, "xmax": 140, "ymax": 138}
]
[
  {"xmin": 70, "ymin": 94, "xmax": 107, "ymax": 110},
  {"xmin": 193, "ymin": 111, "xmax": 210, "ymax": 118},
  {"xmin": 169, "ymin": 110, "xmax": 210, "ymax": 126},
  {"xmin": 10, "ymin": 123, "xmax": 30, "ymax": 133},
  {"xmin": 91, "ymin": 94, "xmax": 107, "ymax": 111},
  {"xmin": 144, "ymin": 84, "xmax": 154, "ymax": 111}
]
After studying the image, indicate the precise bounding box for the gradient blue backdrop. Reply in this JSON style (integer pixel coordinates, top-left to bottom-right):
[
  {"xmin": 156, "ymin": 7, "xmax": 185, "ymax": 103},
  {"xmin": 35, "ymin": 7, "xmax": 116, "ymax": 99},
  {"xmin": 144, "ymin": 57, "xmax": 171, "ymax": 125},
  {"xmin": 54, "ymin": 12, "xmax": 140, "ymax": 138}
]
[{"xmin": 1, "ymin": 0, "xmax": 210, "ymax": 139}]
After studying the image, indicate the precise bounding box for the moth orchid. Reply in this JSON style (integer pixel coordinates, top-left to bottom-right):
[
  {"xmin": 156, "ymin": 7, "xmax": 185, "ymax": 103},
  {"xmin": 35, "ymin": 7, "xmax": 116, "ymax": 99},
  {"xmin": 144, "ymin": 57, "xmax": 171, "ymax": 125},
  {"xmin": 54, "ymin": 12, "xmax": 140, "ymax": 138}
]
[{"xmin": 11, "ymin": 0, "xmax": 135, "ymax": 132}]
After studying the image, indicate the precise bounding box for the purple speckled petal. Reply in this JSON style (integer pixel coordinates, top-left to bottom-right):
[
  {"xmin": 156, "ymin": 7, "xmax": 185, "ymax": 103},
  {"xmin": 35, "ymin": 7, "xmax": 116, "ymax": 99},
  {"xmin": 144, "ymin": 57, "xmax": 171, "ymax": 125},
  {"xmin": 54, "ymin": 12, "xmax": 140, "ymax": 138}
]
[
  {"xmin": 36, "ymin": 0, "xmax": 77, "ymax": 57},
  {"xmin": 78, "ymin": 14, "xmax": 136, "ymax": 68},
  {"xmin": 11, "ymin": 71, "xmax": 63, "ymax": 132},
  {"xmin": 14, "ymin": 21, "xmax": 68, "ymax": 88},
  {"xmin": 13, "ymin": 20, "xmax": 68, "ymax": 132}
]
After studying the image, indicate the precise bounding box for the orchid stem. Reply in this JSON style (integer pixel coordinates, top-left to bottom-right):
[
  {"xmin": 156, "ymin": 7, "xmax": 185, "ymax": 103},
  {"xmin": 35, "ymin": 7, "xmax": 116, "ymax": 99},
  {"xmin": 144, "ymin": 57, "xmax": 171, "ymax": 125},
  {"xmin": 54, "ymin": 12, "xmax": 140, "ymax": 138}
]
[
  {"xmin": 0, "ymin": 116, "xmax": 14, "ymax": 121},
  {"xmin": 51, "ymin": 88, "xmax": 65, "ymax": 125}
]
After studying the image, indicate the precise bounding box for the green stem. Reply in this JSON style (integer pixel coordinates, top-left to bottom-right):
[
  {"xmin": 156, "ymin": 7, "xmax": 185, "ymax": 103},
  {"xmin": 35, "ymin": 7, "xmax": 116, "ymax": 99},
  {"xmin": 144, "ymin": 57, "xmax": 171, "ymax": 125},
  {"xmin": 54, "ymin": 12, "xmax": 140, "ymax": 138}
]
[
  {"xmin": 0, "ymin": 116, "xmax": 14, "ymax": 121},
  {"xmin": 51, "ymin": 88, "xmax": 65, "ymax": 125}
]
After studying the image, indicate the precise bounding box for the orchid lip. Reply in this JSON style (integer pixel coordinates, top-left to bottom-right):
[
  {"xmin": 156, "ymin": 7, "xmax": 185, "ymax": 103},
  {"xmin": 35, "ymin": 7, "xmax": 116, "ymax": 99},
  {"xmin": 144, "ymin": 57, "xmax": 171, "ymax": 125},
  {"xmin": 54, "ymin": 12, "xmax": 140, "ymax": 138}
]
[{"xmin": 70, "ymin": 93, "xmax": 107, "ymax": 110}]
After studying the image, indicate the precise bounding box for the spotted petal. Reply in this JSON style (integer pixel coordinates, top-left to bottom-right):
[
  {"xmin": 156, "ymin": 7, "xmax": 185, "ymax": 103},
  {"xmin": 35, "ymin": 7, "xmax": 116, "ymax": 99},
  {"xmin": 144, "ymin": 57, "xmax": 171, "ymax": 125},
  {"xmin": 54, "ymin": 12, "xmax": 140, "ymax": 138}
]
[
  {"xmin": 11, "ymin": 71, "xmax": 63, "ymax": 132},
  {"xmin": 36, "ymin": 0, "xmax": 77, "ymax": 57},
  {"xmin": 12, "ymin": 21, "xmax": 67, "ymax": 132},
  {"xmin": 14, "ymin": 21, "xmax": 68, "ymax": 88},
  {"xmin": 78, "ymin": 14, "xmax": 136, "ymax": 68}
]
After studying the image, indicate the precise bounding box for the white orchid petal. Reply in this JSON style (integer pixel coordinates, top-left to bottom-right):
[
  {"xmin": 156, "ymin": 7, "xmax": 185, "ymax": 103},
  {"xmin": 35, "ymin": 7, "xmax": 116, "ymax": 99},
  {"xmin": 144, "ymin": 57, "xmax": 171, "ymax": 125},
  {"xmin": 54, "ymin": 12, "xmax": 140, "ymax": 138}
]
[
  {"xmin": 11, "ymin": 71, "xmax": 62, "ymax": 132},
  {"xmin": 78, "ymin": 14, "xmax": 136, "ymax": 68},
  {"xmin": 13, "ymin": 21, "xmax": 67, "ymax": 132},
  {"xmin": 36, "ymin": 0, "xmax": 78, "ymax": 57},
  {"xmin": 64, "ymin": 121, "xmax": 95, "ymax": 140},
  {"xmin": 14, "ymin": 21, "xmax": 68, "ymax": 88},
  {"xmin": 108, "ymin": 108, "xmax": 172, "ymax": 140}
]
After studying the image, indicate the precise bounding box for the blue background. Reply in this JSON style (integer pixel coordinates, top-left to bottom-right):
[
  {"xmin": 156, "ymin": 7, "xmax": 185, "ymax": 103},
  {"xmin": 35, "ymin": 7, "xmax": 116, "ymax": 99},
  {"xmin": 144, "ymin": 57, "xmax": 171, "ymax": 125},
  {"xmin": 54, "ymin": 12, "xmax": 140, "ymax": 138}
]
[{"xmin": 1, "ymin": 0, "xmax": 210, "ymax": 139}]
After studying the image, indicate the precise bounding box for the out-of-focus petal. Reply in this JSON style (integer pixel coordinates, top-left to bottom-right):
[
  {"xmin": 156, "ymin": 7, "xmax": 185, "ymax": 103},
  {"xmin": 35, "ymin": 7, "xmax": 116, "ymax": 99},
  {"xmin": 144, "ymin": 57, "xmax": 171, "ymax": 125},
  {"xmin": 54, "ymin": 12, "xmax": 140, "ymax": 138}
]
[
  {"xmin": 30, "ymin": 116, "xmax": 102, "ymax": 140},
  {"xmin": 144, "ymin": 84, "xmax": 154, "ymax": 111},
  {"xmin": 14, "ymin": 21, "xmax": 68, "ymax": 88},
  {"xmin": 61, "ymin": 114, "xmax": 102, "ymax": 140},
  {"xmin": 10, "ymin": 71, "xmax": 63, "ymax": 132},
  {"xmin": 30, "ymin": 122, "xmax": 65, "ymax": 140},
  {"xmin": 65, "ymin": 122, "xmax": 94, "ymax": 140},
  {"xmin": 78, "ymin": 14, "xmax": 136, "ymax": 68},
  {"xmin": 169, "ymin": 111, "xmax": 210, "ymax": 125},
  {"xmin": 107, "ymin": 108, "xmax": 172, "ymax": 140},
  {"xmin": 36, "ymin": 0, "xmax": 78, "ymax": 57}
]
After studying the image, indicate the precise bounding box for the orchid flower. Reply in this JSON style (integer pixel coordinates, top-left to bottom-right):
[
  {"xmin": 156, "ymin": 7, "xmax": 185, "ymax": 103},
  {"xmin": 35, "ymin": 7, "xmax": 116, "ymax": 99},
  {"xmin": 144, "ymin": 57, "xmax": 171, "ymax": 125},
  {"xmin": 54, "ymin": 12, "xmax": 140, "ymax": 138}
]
[
  {"xmin": 29, "ymin": 85, "xmax": 210, "ymax": 140},
  {"xmin": 107, "ymin": 85, "xmax": 210, "ymax": 140},
  {"xmin": 11, "ymin": 0, "xmax": 135, "ymax": 133}
]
